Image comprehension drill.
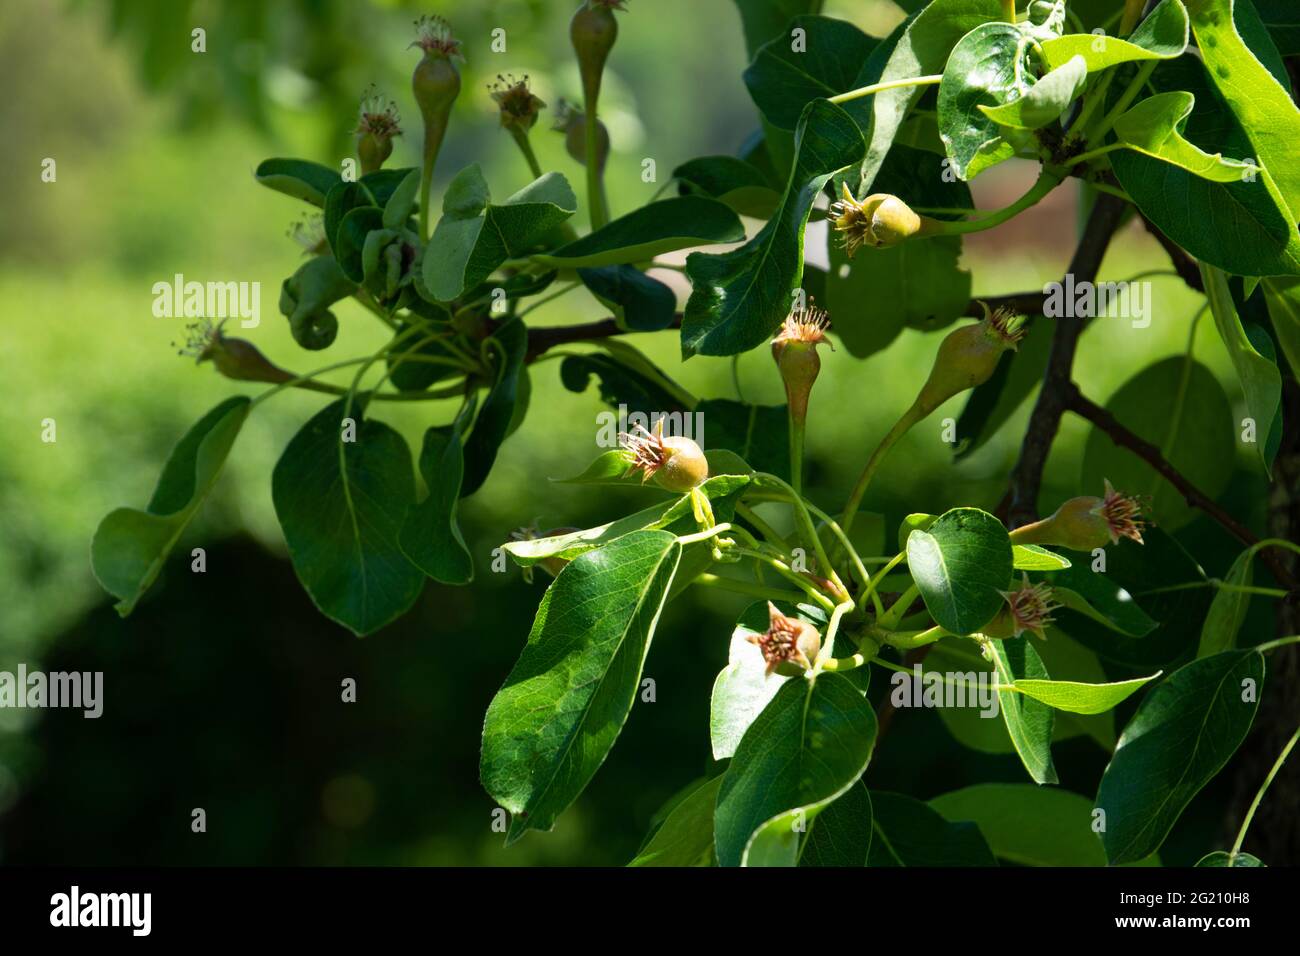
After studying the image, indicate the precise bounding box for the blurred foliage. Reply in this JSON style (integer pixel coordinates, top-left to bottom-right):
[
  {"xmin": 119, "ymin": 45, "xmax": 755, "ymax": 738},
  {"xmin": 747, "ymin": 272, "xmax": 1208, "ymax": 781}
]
[{"xmin": 0, "ymin": 0, "xmax": 1273, "ymax": 864}]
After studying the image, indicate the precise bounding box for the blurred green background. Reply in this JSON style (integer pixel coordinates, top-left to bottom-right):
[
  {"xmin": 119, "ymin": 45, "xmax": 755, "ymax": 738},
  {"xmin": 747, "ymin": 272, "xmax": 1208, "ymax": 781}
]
[{"xmin": 0, "ymin": 0, "xmax": 1266, "ymax": 865}]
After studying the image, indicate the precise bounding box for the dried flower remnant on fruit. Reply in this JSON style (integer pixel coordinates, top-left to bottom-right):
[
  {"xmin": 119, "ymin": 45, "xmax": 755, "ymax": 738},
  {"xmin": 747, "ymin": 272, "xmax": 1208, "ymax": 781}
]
[
  {"xmin": 410, "ymin": 14, "xmax": 463, "ymax": 59},
  {"xmin": 356, "ymin": 86, "xmax": 402, "ymax": 174},
  {"xmin": 748, "ymin": 603, "xmax": 822, "ymax": 675},
  {"xmin": 489, "ymin": 74, "xmax": 546, "ymax": 131},
  {"xmin": 618, "ymin": 422, "xmax": 709, "ymax": 493},
  {"xmin": 829, "ymin": 183, "xmax": 923, "ymax": 256},
  {"xmin": 1010, "ymin": 479, "xmax": 1147, "ymax": 551},
  {"xmin": 989, "ymin": 575, "xmax": 1061, "ymax": 641},
  {"xmin": 175, "ymin": 319, "xmax": 291, "ymax": 384},
  {"xmin": 772, "ymin": 303, "xmax": 832, "ymax": 423}
]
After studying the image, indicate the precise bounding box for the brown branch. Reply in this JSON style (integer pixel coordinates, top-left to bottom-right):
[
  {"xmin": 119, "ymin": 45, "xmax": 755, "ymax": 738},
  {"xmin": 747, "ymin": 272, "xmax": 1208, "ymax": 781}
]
[
  {"xmin": 1139, "ymin": 215, "xmax": 1205, "ymax": 293},
  {"xmin": 1068, "ymin": 387, "xmax": 1298, "ymax": 592},
  {"xmin": 1006, "ymin": 194, "xmax": 1129, "ymax": 527},
  {"xmin": 524, "ymin": 313, "xmax": 682, "ymax": 363}
]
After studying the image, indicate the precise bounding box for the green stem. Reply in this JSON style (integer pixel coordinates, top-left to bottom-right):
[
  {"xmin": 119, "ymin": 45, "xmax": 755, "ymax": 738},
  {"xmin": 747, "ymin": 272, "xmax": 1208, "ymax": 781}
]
[
  {"xmin": 510, "ymin": 128, "xmax": 544, "ymax": 178},
  {"xmin": 755, "ymin": 474, "xmax": 840, "ymax": 594},
  {"xmin": 693, "ymin": 572, "xmax": 806, "ymax": 604},
  {"xmin": 1230, "ymin": 723, "xmax": 1300, "ymax": 860},
  {"xmin": 859, "ymin": 550, "xmax": 905, "ymax": 615},
  {"xmin": 732, "ymin": 548, "xmax": 836, "ymax": 613},
  {"xmin": 517, "ymin": 280, "xmax": 583, "ymax": 318},
  {"xmin": 882, "ymin": 624, "xmax": 945, "ymax": 650},
  {"xmin": 880, "ymin": 584, "xmax": 920, "ymax": 630},
  {"xmin": 842, "ymin": 405, "xmax": 921, "ymax": 538},
  {"xmin": 583, "ymin": 86, "xmax": 610, "ymax": 228},
  {"xmin": 1086, "ymin": 60, "xmax": 1156, "ymax": 149},
  {"xmin": 789, "ymin": 415, "xmax": 806, "ymax": 499},
  {"xmin": 1002, "ymin": 0, "xmax": 1017, "ymax": 22},
  {"xmin": 920, "ymin": 170, "xmax": 1063, "ymax": 236},
  {"xmin": 1255, "ymin": 635, "xmax": 1300, "ymax": 654},
  {"xmin": 829, "ymin": 74, "xmax": 942, "ymax": 106},
  {"xmin": 736, "ymin": 502, "xmax": 790, "ymax": 550},
  {"xmin": 1119, "ymin": 0, "xmax": 1147, "ymax": 35}
]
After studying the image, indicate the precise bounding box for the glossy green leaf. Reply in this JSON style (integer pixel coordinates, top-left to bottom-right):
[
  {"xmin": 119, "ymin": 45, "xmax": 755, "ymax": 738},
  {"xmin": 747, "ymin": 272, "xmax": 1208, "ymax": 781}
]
[
  {"xmin": 481, "ymin": 530, "xmax": 682, "ymax": 844},
  {"xmin": 744, "ymin": 15, "xmax": 878, "ymax": 130},
  {"xmin": 930, "ymin": 784, "xmax": 1112, "ymax": 866},
  {"xmin": 897, "ymin": 512, "xmax": 937, "ymax": 551},
  {"xmin": 1111, "ymin": 92, "xmax": 1257, "ymax": 182},
  {"xmin": 461, "ymin": 318, "xmax": 527, "ymax": 497},
  {"xmin": 682, "ymin": 99, "xmax": 863, "ymax": 357},
  {"xmin": 254, "ymin": 158, "xmax": 341, "ymax": 207},
  {"xmin": 1197, "ymin": 547, "xmax": 1254, "ymax": 658},
  {"xmin": 906, "ymin": 507, "xmax": 1013, "ymax": 635},
  {"xmin": 857, "ymin": 0, "xmax": 1004, "ymax": 191},
  {"xmin": 979, "ymin": 55, "xmax": 1087, "ymax": 130},
  {"xmin": 1039, "ymin": 0, "xmax": 1189, "ymax": 71},
  {"xmin": 359, "ymin": 168, "xmax": 417, "ymax": 206},
  {"xmin": 271, "ymin": 398, "xmax": 423, "ymax": 636},
  {"xmin": 673, "ymin": 156, "xmax": 781, "ymax": 219},
  {"xmin": 1014, "ymin": 544, "xmax": 1071, "ymax": 570},
  {"xmin": 1202, "ymin": 264, "xmax": 1282, "ymax": 474},
  {"xmin": 1111, "ymin": 51, "xmax": 1300, "ymax": 276},
  {"xmin": 333, "ymin": 206, "xmax": 385, "ymax": 284},
  {"xmin": 710, "ymin": 601, "xmax": 826, "ymax": 759},
  {"xmin": 1081, "ymin": 356, "xmax": 1234, "ymax": 530},
  {"xmin": 323, "ymin": 180, "xmax": 376, "ymax": 256},
  {"xmin": 423, "ymin": 165, "xmax": 577, "ymax": 302},
  {"xmin": 1255, "ymin": 0, "xmax": 1300, "ymax": 54},
  {"xmin": 867, "ymin": 790, "xmax": 997, "ymax": 866},
  {"xmin": 697, "ymin": 398, "xmax": 791, "ymax": 480},
  {"xmin": 715, "ymin": 673, "xmax": 877, "ymax": 867},
  {"xmin": 385, "ymin": 320, "xmax": 460, "ymax": 393},
  {"xmin": 399, "ymin": 398, "xmax": 475, "ymax": 585},
  {"xmin": 560, "ymin": 352, "xmax": 690, "ymax": 422},
  {"xmin": 1196, "ymin": 850, "xmax": 1264, "ymax": 867},
  {"xmin": 92, "ymin": 397, "xmax": 251, "ymax": 616},
  {"xmin": 1097, "ymin": 649, "xmax": 1264, "ymax": 864},
  {"xmin": 732, "ymin": 0, "xmax": 821, "ymax": 56},
  {"xmin": 1014, "ymin": 672, "xmax": 1159, "ymax": 715},
  {"xmin": 937, "ymin": 21, "xmax": 1025, "ymax": 180},
  {"xmin": 628, "ymin": 776, "xmax": 722, "ymax": 867},
  {"xmin": 800, "ymin": 782, "xmax": 873, "ymax": 866},
  {"xmin": 535, "ymin": 197, "xmax": 744, "ymax": 270},
  {"xmin": 1188, "ymin": 0, "xmax": 1300, "ymax": 219},
  {"xmin": 578, "ymin": 265, "xmax": 677, "ymax": 332},
  {"xmin": 1045, "ymin": 560, "xmax": 1159, "ymax": 638},
  {"xmin": 1262, "ymin": 276, "xmax": 1300, "ymax": 378},
  {"xmin": 990, "ymin": 637, "xmax": 1058, "ymax": 784},
  {"xmin": 382, "ymin": 168, "xmax": 420, "ymax": 229}
]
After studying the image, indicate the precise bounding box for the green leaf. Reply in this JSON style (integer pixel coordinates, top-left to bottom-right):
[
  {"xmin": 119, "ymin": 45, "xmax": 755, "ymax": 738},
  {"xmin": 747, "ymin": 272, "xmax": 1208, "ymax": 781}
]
[
  {"xmin": 800, "ymin": 782, "xmax": 873, "ymax": 866},
  {"xmin": 360, "ymin": 167, "xmax": 418, "ymax": 206},
  {"xmin": 1111, "ymin": 51, "xmax": 1300, "ymax": 276},
  {"xmin": 386, "ymin": 320, "xmax": 460, "ymax": 393},
  {"xmin": 1098, "ymin": 649, "xmax": 1264, "ymax": 864},
  {"xmin": 461, "ymin": 318, "xmax": 528, "ymax": 497},
  {"xmin": 278, "ymin": 256, "xmax": 354, "ymax": 350},
  {"xmin": 628, "ymin": 776, "xmax": 722, "ymax": 867},
  {"xmin": 560, "ymin": 352, "xmax": 690, "ymax": 421},
  {"xmin": 578, "ymin": 266, "xmax": 677, "ymax": 332},
  {"xmin": 743, "ymin": 15, "xmax": 879, "ymax": 130},
  {"xmin": 1262, "ymin": 276, "xmax": 1300, "ymax": 378},
  {"xmin": 271, "ymin": 398, "xmax": 424, "ymax": 636},
  {"xmin": 1255, "ymin": 0, "xmax": 1300, "ymax": 54},
  {"xmin": 715, "ymin": 673, "xmax": 877, "ymax": 867},
  {"xmin": 906, "ymin": 507, "xmax": 1013, "ymax": 635},
  {"xmin": 979, "ymin": 54, "xmax": 1087, "ymax": 131},
  {"xmin": 673, "ymin": 156, "xmax": 781, "ymax": 219},
  {"xmin": 936, "ymin": 21, "xmax": 1025, "ymax": 180},
  {"xmin": 333, "ymin": 206, "xmax": 386, "ymax": 284},
  {"xmin": 1196, "ymin": 850, "xmax": 1264, "ymax": 867},
  {"xmin": 1111, "ymin": 92, "xmax": 1257, "ymax": 182},
  {"xmin": 857, "ymin": 0, "xmax": 1004, "ymax": 192},
  {"xmin": 1081, "ymin": 356, "xmax": 1234, "ymax": 530},
  {"xmin": 710, "ymin": 601, "xmax": 826, "ymax": 759},
  {"xmin": 1039, "ymin": 0, "xmax": 1189, "ymax": 71},
  {"xmin": 931, "ymin": 784, "xmax": 1125, "ymax": 867},
  {"xmin": 1014, "ymin": 672, "xmax": 1159, "ymax": 715},
  {"xmin": 1045, "ymin": 560, "xmax": 1159, "ymax": 638},
  {"xmin": 1197, "ymin": 548, "xmax": 1254, "ymax": 658},
  {"xmin": 682, "ymin": 99, "xmax": 864, "ymax": 357},
  {"xmin": 92, "ymin": 397, "xmax": 251, "ymax": 616},
  {"xmin": 868, "ymin": 790, "xmax": 997, "ymax": 866},
  {"xmin": 535, "ymin": 197, "xmax": 744, "ymax": 269},
  {"xmin": 399, "ymin": 398, "xmax": 475, "ymax": 585},
  {"xmin": 481, "ymin": 530, "xmax": 682, "ymax": 844},
  {"xmin": 1188, "ymin": 0, "xmax": 1300, "ymax": 220},
  {"xmin": 1201, "ymin": 264, "xmax": 1282, "ymax": 475},
  {"xmin": 1013, "ymin": 544, "xmax": 1071, "ymax": 570},
  {"xmin": 732, "ymin": 0, "xmax": 821, "ymax": 57},
  {"xmin": 897, "ymin": 512, "xmax": 938, "ymax": 551},
  {"xmin": 990, "ymin": 637, "xmax": 1058, "ymax": 784},
  {"xmin": 323, "ymin": 180, "xmax": 376, "ymax": 256},
  {"xmin": 382, "ymin": 168, "xmax": 420, "ymax": 229},
  {"xmin": 254, "ymin": 158, "xmax": 341, "ymax": 207},
  {"xmin": 423, "ymin": 165, "xmax": 577, "ymax": 302}
]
